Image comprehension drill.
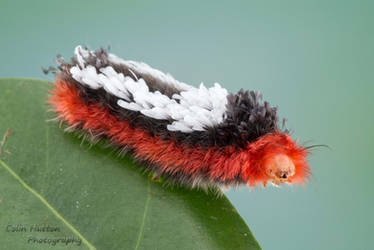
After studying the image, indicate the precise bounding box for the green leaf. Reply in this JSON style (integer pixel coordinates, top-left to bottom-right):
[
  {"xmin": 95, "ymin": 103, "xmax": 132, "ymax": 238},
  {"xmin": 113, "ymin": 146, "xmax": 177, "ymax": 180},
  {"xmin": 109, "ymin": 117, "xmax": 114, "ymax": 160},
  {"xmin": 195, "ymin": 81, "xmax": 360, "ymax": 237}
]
[{"xmin": 0, "ymin": 78, "xmax": 261, "ymax": 250}]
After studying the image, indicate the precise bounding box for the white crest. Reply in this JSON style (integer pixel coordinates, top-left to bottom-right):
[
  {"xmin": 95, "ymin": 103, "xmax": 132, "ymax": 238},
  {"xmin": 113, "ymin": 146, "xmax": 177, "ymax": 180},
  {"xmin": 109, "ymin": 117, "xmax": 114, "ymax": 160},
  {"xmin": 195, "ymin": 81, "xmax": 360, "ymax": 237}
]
[{"xmin": 70, "ymin": 46, "xmax": 229, "ymax": 133}]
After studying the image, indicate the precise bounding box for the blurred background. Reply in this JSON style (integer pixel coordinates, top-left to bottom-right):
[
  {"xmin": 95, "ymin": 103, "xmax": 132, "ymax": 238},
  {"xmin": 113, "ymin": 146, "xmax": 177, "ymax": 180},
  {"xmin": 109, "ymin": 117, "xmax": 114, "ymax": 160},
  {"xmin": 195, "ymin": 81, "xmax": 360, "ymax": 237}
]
[{"xmin": 1, "ymin": 0, "xmax": 373, "ymax": 249}]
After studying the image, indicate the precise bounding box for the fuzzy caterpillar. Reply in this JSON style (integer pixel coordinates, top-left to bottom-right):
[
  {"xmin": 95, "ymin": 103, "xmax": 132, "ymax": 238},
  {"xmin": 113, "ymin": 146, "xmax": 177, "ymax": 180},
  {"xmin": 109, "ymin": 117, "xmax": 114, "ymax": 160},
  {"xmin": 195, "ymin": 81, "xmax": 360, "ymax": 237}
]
[{"xmin": 48, "ymin": 46, "xmax": 310, "ymax": 189}]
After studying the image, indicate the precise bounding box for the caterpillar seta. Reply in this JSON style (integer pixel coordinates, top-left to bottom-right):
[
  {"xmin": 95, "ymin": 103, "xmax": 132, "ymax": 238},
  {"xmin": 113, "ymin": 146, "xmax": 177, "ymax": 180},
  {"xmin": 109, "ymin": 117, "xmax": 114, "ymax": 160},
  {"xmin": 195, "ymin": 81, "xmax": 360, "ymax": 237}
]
[{"xmin": 47, "ymin": 46, "xmax": 311, "ymax": 190}]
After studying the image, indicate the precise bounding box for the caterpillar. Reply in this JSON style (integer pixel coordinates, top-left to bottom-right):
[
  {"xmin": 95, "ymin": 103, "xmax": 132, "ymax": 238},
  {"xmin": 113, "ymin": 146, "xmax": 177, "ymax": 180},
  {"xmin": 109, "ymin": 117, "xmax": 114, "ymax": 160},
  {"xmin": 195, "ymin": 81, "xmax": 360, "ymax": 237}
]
[{"xmin": 48, "ymin": 46, "xmax": 310, "ymax": 190}]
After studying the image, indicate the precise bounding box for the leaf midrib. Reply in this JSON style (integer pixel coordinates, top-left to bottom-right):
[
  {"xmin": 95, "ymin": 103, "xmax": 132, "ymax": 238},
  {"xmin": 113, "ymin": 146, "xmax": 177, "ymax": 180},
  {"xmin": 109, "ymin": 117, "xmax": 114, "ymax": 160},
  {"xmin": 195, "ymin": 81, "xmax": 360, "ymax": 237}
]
[{"xmin": 0, "ymin": 159, "xmax": 96, "ymax": 250}]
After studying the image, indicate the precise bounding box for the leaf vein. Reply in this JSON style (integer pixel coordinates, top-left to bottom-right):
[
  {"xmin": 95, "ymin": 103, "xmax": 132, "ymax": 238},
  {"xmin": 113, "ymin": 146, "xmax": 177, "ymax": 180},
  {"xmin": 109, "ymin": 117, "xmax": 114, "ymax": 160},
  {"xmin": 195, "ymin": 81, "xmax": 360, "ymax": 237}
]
[
  {"xmin": 134, "ymin": 179, "xmax": 151, "ymax": 250},
  {"xmin": 0, "ymin": 159, "xmax": 96, "ymax": 250}
]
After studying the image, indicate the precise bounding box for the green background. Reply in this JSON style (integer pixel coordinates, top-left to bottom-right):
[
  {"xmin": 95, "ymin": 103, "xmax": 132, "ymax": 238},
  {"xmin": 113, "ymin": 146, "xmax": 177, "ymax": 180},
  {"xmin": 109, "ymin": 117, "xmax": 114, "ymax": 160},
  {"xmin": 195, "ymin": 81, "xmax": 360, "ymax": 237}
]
[{"xmin": 1, "ymin": 0, "xmax": 373, "ymax": 249}]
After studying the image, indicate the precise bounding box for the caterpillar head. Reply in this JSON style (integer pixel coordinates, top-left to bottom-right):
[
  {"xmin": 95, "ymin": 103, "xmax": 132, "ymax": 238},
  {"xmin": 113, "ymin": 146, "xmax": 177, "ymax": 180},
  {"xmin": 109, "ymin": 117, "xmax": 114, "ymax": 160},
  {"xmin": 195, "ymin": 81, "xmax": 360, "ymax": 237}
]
[
  {"xmin": 241, "ymin": 132, "xmax": 310, "ymax": 187},
  {"xmin": 263, "ymin": 154, "xmax": 296, "ymax": 186}
]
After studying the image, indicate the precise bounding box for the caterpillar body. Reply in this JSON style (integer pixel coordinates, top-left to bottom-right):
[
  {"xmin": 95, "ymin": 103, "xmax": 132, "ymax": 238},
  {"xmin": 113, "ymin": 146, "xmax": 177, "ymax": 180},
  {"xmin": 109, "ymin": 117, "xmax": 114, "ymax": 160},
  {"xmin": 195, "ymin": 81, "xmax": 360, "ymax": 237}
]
[{"xmin": 48, "ymin": 46, "xmax": 310, "ymax": 189}]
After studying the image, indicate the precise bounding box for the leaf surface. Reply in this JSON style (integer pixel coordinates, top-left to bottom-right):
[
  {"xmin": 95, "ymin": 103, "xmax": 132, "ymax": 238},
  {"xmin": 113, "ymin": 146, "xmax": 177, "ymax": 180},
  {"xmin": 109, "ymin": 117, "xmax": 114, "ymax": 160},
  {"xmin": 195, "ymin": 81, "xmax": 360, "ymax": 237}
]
[{"xmin": 0, "ymin": 78, "xmax": 260, "ymax": 250}]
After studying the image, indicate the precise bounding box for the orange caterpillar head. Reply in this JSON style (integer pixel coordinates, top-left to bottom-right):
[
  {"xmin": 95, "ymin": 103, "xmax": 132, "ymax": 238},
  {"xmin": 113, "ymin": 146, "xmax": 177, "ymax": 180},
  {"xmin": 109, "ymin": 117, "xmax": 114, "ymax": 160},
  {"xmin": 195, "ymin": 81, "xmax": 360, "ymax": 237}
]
[{"xmin": 241, "ymin": 132, "xmax": 310, "ymax": 187}]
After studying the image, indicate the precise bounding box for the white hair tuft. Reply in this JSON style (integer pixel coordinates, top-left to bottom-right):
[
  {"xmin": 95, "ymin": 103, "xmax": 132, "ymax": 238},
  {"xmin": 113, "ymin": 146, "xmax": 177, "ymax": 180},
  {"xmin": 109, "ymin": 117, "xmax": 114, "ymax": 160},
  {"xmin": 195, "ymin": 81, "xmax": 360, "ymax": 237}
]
[{"xmin": 70, "ymin": 46, "xmax": 229, "ymax": 133}]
